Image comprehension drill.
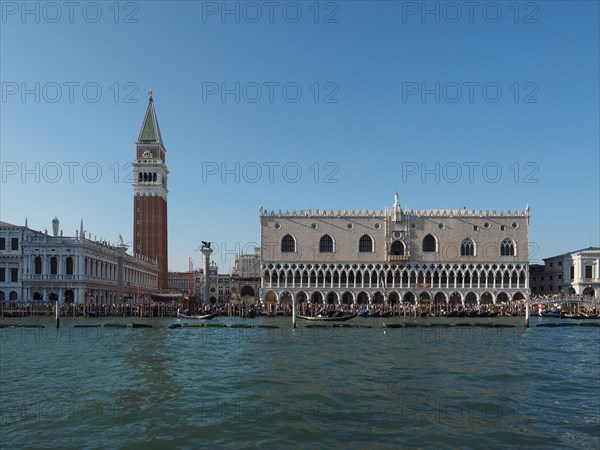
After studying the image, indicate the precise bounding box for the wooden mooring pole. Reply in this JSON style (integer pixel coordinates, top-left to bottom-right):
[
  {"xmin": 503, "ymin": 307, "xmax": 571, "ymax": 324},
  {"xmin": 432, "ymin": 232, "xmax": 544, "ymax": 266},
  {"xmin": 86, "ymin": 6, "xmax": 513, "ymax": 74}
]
[{"xmin": 55, "ymin": 299, "xmax": 60, "ymax": 328}]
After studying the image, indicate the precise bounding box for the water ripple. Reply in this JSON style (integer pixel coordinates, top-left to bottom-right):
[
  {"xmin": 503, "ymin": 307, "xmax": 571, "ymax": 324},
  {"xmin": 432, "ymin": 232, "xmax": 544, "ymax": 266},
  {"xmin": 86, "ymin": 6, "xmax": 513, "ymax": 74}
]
[{"xmin": 0, "ymin": 317, "xmax": 598, "ymax": 448}]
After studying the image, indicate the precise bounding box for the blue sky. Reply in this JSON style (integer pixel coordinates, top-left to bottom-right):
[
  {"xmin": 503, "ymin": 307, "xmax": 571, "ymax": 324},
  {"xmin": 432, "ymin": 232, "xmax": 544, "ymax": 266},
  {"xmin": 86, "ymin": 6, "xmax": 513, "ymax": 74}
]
[{"xmin": 1, "ymin": 1, "xmax": 599, "ymax": 272}]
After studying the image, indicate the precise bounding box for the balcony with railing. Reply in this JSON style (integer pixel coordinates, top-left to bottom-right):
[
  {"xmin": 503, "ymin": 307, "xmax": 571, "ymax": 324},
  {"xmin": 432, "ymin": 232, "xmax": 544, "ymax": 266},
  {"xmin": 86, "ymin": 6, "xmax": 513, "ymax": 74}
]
[
  {"xmin": 388, "ymin": 254, "xmax": 410, "ymax": 261},
  {"xmin": 22, "ymin": 274, "xmax": 80, "ymax": 281},
  {"xmin": 26, "ymin": 236, "xmax": 80, "ymax": 244},
  {"xmin": 389, "ymin": 254, "xmax": 410, "ymax": 261}
]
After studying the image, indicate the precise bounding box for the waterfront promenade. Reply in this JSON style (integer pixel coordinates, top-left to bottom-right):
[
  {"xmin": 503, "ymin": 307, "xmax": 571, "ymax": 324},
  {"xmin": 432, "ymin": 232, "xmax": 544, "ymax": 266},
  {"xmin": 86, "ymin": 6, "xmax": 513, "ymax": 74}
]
[{"xmin": 2, "ymin": 295, "xmax": 598, "ymax": 319}]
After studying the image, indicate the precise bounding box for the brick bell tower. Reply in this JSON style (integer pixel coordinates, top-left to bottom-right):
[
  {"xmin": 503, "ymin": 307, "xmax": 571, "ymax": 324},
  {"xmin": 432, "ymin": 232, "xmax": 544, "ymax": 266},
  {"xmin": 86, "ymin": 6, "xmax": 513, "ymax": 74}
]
[{"xmin": 133, "ymin": 89, "xmax": 168, "ymax": 290}]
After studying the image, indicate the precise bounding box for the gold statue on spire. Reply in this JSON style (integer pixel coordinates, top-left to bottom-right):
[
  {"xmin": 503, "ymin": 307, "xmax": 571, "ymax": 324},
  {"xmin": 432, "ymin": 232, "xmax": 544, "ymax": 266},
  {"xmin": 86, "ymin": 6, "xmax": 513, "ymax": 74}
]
[{"xmin": 148, "ymin": 88, "xmax": 153, "ymax": 100}]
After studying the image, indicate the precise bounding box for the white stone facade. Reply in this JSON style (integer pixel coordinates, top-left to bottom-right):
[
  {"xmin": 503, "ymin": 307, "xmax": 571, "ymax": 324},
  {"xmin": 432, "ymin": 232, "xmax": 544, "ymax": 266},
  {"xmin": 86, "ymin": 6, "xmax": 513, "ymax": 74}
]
[
  {"xmin": 0, "ymin": 221, "xmax": 28, "ymax": 302},
  {"xmin": 529, "ymin": 247, "xmax": 600, "ymax": 298},
  {"xmin": 260, "ymin": 196, "xmax": 531, "ymax": 307},
  {"xmin": 0, "ymin": 219, "xmax": 158, "ymax": 305}
]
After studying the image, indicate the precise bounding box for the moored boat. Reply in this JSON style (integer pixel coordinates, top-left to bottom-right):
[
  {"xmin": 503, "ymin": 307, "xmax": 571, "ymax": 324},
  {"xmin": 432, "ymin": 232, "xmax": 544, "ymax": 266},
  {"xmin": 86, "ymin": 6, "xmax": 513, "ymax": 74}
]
[
  {"xmin": 296, "ymin": 313, "xmax": 357, "ymax": 322},
  {"xmin": 176, "ymin": 310, "xmax": 220, "ymax": 320}
]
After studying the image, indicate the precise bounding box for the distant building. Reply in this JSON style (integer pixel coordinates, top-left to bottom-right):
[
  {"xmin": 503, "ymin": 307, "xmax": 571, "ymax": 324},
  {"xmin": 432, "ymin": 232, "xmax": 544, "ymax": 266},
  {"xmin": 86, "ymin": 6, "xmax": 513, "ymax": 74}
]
[
  {"xmin": 172, "ymin": 265, "xmax": 232, "ymax": 304},
  {"xmin": 231, "ymin": 248, "xmax": 261, "ymax": 302},
  {"xmin": 260, "ymin": 194, "xmax": 531, "ymax": 307},
  {"xmin": 215, "ymin": 273, "xmax": 232, "ymax": 303},
  {"xmin": 529, "ymin": 247, "xmax": 599, "ymax": 297},
  {"xmin": 168, "ymin": 271, "xmax": 193, "ymax": 293},
  {"xmin": 0, "ymin": 218, "xmax": 158, "ymax": 305}
]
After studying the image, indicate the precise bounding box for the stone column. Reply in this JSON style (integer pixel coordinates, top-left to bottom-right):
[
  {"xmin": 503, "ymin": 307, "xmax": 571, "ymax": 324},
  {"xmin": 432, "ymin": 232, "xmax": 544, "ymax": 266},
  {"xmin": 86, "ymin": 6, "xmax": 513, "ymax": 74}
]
[
  {"xmin": 201, "ymin": 247, "xmax": 214, "ymax": 304},
  {"xmin": 79, "ymin": 255, "xmax": 84, "ymax": 280}
]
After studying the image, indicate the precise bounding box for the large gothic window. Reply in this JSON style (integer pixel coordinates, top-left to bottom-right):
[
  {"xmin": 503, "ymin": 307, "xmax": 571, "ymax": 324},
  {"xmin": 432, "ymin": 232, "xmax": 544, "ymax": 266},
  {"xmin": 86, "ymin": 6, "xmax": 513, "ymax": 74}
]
[
  {"xmin": 461, "ymin": 238, "xmax": 475, "ymax": 256},
  {"xmin": 422, "ymin": 234, "xmax": 437, "ymax": 252},
  {"xmin": 500, "ymin": 238, "xmax": 515, "ymax": 256},
  {"xmin": 319, "ymin": 235, "xmax": 334, "ymax": 253},
  {"xmin": 390, "ymin": 240, "xmax": 405, "ymax": 255},
  {"xmin": 359, "ymin": 235, "xmax": 373, "ymax": 253},
  {"xmin": 281, "ymin": 235, "xmax": 296, "ymax": 253}
]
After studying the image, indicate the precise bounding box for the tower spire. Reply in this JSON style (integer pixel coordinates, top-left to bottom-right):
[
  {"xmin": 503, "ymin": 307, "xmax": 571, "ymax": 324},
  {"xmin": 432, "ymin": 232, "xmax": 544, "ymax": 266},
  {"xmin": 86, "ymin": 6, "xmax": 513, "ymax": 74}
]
[{"xmin": 137, "ymin": 89, "xmax": 163, "ymax": 145}]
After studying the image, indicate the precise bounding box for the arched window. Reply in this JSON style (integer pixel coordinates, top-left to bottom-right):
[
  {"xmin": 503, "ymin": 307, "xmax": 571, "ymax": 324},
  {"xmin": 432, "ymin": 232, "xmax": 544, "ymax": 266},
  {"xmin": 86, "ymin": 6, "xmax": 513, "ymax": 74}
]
[
  {"xmin": 422, "ymin": 234, "xmax": 437, "ymax": 252},
  {"xmin": 500, "ymin": 238, "xmax": 515, "ymax": 256},
  {"xmin": 35, "ymin": 256, "xmax": 42, "ymax": 274},
  {"xmin": 390, "ymin": 240, "xmax": 405, "ymax": 255},
  {"xmin": 359, "ymin": 235, "xmax": 373, "ymax": 253},
  {"xmin": 153, "ymin": 173, "xmax": 157, "ymax": 182},
  {"xmin": 461, "ymin": 238, "xmax": 475, "ymax": 256},
  {"xmin": 50, "ymin": 257, "xmax": 58, "ymax": 275},
  {"xmin": 319, "ymin": 235, "xmax": 334, "ymax": 253},
  {"xmin": 66, "ymin": 257, "xmax": 74, "ymax": 275},
  {"xmin": 138, "ymin": 172, "xmax": 142, "ymax": 182},
  {"xmin": 281, "ymin": 235, "xmax": 296, "ymax": 253}
]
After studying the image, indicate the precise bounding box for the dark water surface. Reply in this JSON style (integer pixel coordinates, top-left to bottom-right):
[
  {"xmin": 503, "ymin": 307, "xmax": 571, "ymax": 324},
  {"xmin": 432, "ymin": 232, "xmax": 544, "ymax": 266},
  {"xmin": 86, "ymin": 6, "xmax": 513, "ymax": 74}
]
[{"xmin": 1, "ymin": 316, "xmax": 599, "ymax": 449}]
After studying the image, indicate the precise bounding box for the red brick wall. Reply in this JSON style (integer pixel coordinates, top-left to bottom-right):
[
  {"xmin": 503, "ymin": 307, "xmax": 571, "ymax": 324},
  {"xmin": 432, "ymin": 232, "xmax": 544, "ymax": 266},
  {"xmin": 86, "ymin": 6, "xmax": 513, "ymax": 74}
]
[{"xmin": 134, "ymin": 195, "xmax": 168, "ymax": 290}]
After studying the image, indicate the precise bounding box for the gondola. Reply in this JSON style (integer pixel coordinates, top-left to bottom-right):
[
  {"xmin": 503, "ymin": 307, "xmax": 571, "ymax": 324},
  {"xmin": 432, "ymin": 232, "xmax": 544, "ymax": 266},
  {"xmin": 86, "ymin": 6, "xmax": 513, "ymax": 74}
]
[
  {"xmin": 296, "ymin": 313, "xmax": 357, "ymax": 322},
  {"xmin": 176, "ymin": 310, "xmax": 220, "ymax": 320}
]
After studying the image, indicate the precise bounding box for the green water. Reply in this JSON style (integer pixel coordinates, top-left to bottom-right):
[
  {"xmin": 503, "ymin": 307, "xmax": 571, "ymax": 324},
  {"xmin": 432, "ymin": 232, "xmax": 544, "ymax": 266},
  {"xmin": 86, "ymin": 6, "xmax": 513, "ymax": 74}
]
[{"xmin": 1, "ymin": 316, "xmax": 598, "ymax": 449}]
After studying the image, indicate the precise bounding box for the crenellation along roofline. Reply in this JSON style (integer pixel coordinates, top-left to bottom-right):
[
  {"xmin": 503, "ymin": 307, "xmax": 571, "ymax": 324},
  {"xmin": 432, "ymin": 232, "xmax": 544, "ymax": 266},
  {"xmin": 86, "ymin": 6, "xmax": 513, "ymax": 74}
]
[{"xmin": 260, "ymin": 208, "xmax": 531, "ymax": 219}]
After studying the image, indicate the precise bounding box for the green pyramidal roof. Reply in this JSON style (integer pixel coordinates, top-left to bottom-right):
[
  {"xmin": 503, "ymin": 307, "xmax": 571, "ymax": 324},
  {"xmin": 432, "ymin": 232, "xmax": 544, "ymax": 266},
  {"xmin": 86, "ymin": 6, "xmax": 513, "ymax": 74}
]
[{"xmin": 137, "ymin": 96, "xmax": 164, "ymax": 145}]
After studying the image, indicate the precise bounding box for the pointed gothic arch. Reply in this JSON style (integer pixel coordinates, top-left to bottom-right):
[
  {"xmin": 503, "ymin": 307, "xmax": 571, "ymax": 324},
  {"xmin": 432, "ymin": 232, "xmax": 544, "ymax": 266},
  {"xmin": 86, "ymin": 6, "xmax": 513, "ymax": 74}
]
[
  {"xmin": 319, "ymin": 234, "xmax": 334, "ymax": 253},
  {"xmin": 500, "ymin": 238, "xmax": 515, "ymax": 256},
  {"xmin": 281, "ymin": 234, "xmax": 296, "ymax": 253},
  {"xmin": 359, "ymin": 234, "xmax": 374, "ymax": 253},
  {"xmin": 390, "ymin": 240, "xmax": 405, "ymax": 255},
  {"xmin": 422, "ymin": 234, "xmax": 437, "ymax": 252},
  {"xmin": 460, "ymin": 238, "xmax": 475, "ymax": 256}
]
